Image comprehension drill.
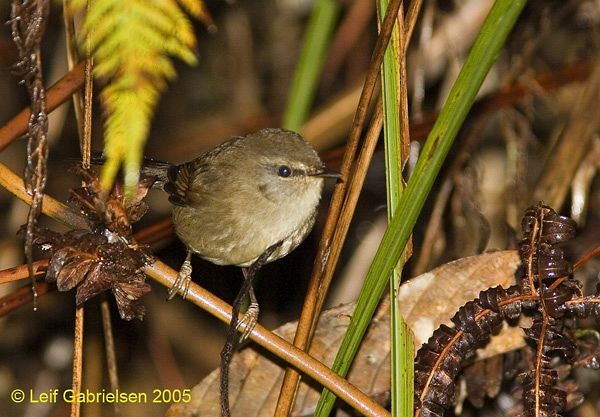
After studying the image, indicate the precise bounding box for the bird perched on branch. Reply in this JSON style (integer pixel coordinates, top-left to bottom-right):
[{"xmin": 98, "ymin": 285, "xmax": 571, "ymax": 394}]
[
  {"xmin": 145, "ymin": 127, "xmax": 339, "ymax": 319},
  {"xmin": 104, "ymin": 127, "xmax": 340, "ymax": 417},
  {"xmin": 153, "ymin": 127, "xmax": 340, "ymax": 416}
]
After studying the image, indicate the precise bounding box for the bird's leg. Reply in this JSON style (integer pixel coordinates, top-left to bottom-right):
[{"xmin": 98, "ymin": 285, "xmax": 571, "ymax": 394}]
[
  {"xmin": 236, "ymin": 279, "xmax": 259, "ymax": 343},
  {"xmin": 220, "ymin": 241, "xmax": 281, "ymax": 417},
  {"xmin": 230, "ymin": 242, "xmax": 279, "ymax": 341},
  {"xmin": 167, "ymin": 250, "xmax": 192, "ymax": 300}
]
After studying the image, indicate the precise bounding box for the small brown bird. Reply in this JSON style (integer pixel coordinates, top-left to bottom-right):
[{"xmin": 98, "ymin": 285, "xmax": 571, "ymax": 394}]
[
  {"xmin": 145, "ymin": 128, "xmax": 340, "ymax": 334},
  {"xmin": 93, "ymin": 128, "xmax": 339, "ymax": 417}
]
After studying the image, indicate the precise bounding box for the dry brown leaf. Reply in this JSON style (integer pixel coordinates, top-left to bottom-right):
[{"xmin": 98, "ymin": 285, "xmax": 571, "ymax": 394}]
[
  {"xmin": 166, "ymin": 302, "xmax": 390, "ymax": 417},
  {"xmin": 167, "ymin": 251, "xmax": 524, "ymax": 416},
  {"xmin": 399, "ymin": 250, "xmax": 520, "ymax": 351}
]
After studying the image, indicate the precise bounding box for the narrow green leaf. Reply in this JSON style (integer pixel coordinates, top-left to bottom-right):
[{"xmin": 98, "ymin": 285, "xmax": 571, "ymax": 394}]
[
  {"xmin": 282, "ymin": 0, "xmax": 340, "ymax": 131},
  {"xmin": 314, "ymin": 1, "xmax": 526, "ymax": 415},
  {"xmin": 376, "ymin": 0, "xmax": 414, "ymax": 415}
]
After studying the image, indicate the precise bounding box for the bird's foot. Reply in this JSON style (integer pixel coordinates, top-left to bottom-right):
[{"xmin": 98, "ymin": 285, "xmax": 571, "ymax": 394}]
[
  {"xmin": 168, "ymin": 257, "xmax": 192, "ymax": 300},
  {"xmin": 236, "ymin": 302, "xmax": 259, "ymax": 342}
]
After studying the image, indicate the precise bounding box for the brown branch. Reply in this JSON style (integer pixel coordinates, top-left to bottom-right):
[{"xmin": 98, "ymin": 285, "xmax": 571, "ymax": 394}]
[
  {"xmin": 276, "ymin": 0, "xmax": 423, "ymax": 414},
  {"xmin": 146, "ymin": 260, "xmax": 389, "ymax": 417},
  {"xmin": 0, "ymin": 260, "xmax": 47, "ymax": 285},
  {"xmin": 71, "ymin": 306, "xmax": 84, "ymax": 417},
  {"xmin": 101, "ymin": 300, "xmax": 121, "ymax": 417},
  {"xmin": 133, "ymin": 217, "xmax": 173, "ymax": 244},
  {"xmin": 0, "ymin": 282, "xmax": 50, "ymax": 316},
  {"xmin": 0, "ymin": 162, "xmax": 87, "ymax": 229},
  {"xmin": 573, "ymin": 244, "xmax": 600, "ymax": 271},
  {"xmin": 0, "ymin": 60, "xmax": 85, "ymax": 152},
  {"xmin": 0, "ymin": 161, "xmax": 389, "ymax": 417},
  {"xmin": 409, "ymin": 58, "xmax": 595, "ymax": 142},
  {"xmin": 0, "ymin": 54, "xmax": 590, "ymax": 158}
]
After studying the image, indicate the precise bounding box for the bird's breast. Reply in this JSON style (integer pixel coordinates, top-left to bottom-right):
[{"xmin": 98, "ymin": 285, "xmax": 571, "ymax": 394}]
[{"xmin": 171, "ymin": 182, "xmax": 322, "ymax": 267}]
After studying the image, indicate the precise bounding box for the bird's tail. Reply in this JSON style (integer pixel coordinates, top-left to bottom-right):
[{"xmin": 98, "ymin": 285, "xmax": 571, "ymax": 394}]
[{"xmin": 88, "ymin": 151, "xmax": 174, "ymax": 189}]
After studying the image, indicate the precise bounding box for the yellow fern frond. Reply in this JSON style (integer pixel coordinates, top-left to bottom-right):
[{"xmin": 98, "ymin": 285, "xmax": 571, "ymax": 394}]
[
  {"xmin": 177, "ymin": 0, "xmax": 215, "ymax": 28},
  {"xmin": 70, "ymin": 0, "xmax": 211, "ymax": 195}
]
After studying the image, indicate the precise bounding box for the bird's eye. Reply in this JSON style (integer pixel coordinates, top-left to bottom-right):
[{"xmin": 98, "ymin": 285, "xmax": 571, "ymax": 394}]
[{"xmin": 278, "ymin": 165, "xmax": 292, "ymax": 177}]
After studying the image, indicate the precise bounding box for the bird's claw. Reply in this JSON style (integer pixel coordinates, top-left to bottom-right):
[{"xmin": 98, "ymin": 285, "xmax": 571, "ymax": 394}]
[
  {"xmin": 236, "ymin": 302, "xmax": 259, "ymax": 342},
  {"xmin": 168, "ymin": 257, "xmax": 192, "ymax": 300}
]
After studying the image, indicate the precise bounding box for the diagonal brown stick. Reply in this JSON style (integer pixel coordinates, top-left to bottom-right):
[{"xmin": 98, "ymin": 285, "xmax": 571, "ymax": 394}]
[
  {"xmin": 0, "ymin": 161, "xmax": 389, "ymax": 417},
  {"xmin": 274, "ymin": 0, "xmax": 423, "ymax": 414},
  {"xmin": 0, "ymin": 60, "xmax": 85, "ymax": 152}
]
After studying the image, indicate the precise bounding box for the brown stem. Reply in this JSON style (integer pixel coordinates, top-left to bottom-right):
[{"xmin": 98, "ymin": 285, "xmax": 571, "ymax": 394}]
[
  {"xmin": 0, "ymin": 162, "xmax": 87, "ymax": 229},
  {"xmin": 146, "ymin": 260, "xmax": 389, "ymax": 417},
  {"xmin": 101, "ymin": 300, "xmax": 121, "ymax": 417},
  {"xmin": 0, "ymin": 60, "xmax": 85, "ymax": 152},
  {"xmin": 573, "ymin": 244, "xmax": 600, "ymax": 272},
  {"xmin": 0, "ymin": 282, "xmax": 50, "ymax": 317},
  {"xmin": 71, "ymin": 305, "xmax": 84, "ymax": 417},
  {"xmin": 0, "ymin": 260, "xmax": 48, "ymax": 285},
  {"xmin": 0, "ymin": 159, "xmax": 389, "ymax": 417},
  {"xmin": 275, "ymin": 0, "xmax": 423, "ymax": 414}
]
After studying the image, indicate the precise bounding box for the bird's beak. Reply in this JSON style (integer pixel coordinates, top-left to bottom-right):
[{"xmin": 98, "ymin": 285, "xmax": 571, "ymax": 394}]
[{"xmin": 313, "ymin": 168, "xmax": 343, "ymax": 182}]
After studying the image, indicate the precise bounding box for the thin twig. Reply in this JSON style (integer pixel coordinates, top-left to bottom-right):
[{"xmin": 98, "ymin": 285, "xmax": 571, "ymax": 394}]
[
  {"xmin": 279, "ymin": 105, "xmax": 382, "ymax": 412},
  {"xmin": 573, "ymin": 244, "xmax": 600, "ymax": 272},
  {"xmin": 275, "ymin": 0, "xmax": 423, "ymax": 414},
  {"xmin": 11, "ymin": 0, "xmax": 52, "ymax": 310},
  {"xmin": 101, "ymin": 300, "xmax": 121, "ymax": 417},
  {"xmin": 71, "ymin": 305, "xmax": 84, "ymax": 417},
  {"xmin": 81, "ymin": 0, "xmax": 93, "ymax": 167},
  {"xmin": 63, "ymin": 0, "xmax": 85, "ymax": 142},
  {"xmin": 0, "ymin": 158, "xmax": 389, "ymax": 417},
  {"xmin": 0, "ymin": 282, "xmax": 50, "ymax": 317},
  {"xmin": 0, "ymin": 162, "xmax": 87, "ymax": 229},
  {"xmin": 398, "ymin": 4, "xmax": 411, "ymax": 161},
  {"xmin": 146, "ymin": 260, "xmax": 390, "ymax": 417},
  {"xmin": 404, "ymin": 0, "xmax": 424, "ymax": 47},
  {"xmin": 0, "ymin": 260, "xmax": 47, "ymax": 285},
  {"xmin": 0, "ymin": 60, "xmax": 85, "ymax": 152},
  {"xmin": 282, "ymin": 0, "xmax": 403, "ymax": 370},
  {"xmin": 276, "ymin": 102, "xmax": 384, "ymax": 415},
  {"xmin": 82, "ymin": 55, "xmax": 93, "ymax": 167}
]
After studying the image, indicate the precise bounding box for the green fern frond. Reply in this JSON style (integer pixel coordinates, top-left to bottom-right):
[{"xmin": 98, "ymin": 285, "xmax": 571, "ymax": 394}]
[{"xmin": 70, "ymin": 0, "xmax": 209, "ymax": 195}]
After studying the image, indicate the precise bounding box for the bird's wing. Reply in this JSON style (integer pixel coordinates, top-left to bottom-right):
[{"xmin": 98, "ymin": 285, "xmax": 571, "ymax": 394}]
[
  {"xmin": 165, "ymin": 162, "xmax": 195, "ymax": 206},
  {"xmin": 165, "ymin": 136, "xmax": 246, "ymax": 207}
]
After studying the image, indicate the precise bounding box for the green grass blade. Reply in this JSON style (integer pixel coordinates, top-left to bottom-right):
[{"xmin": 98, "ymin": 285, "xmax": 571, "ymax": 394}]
[
  {"xmin": 394, "ymin": 315, "xmax": 414, "ymax": 415},
  {"xmin": 378, "ymin": 0, "xmax": 402, "ymax": 216},
  {"xmin": 282, "ymin": 0, "xmax": 340, "ymax": 131},
  {"xmin": 374, "ymin": 0, "xmax": 414, "ymax": 415},
  {"xmin": 313, "ymin": 1, "xmax": 527, "ymax": 415}
]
